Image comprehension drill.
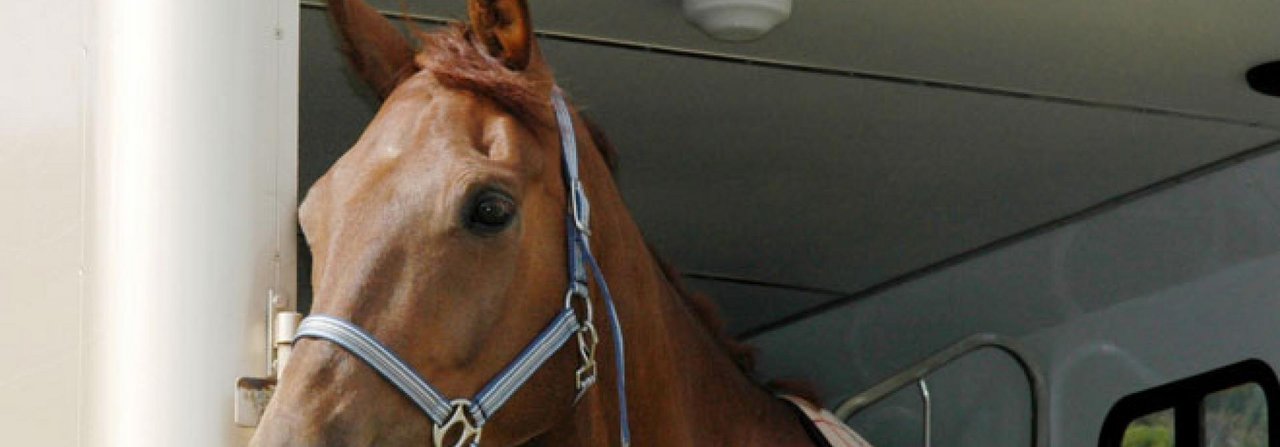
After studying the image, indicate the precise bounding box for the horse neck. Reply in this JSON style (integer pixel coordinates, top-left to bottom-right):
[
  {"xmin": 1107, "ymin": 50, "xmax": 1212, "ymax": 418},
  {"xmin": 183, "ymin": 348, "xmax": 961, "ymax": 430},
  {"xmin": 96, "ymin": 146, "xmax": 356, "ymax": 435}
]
[{"xmin": 541, "ymin": 157, "xmax": 813, "ymax": 446}]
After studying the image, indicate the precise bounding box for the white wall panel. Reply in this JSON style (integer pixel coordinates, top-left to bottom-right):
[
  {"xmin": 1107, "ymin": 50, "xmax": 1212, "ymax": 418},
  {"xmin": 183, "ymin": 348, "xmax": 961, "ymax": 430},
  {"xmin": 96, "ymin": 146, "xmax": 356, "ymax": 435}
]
[
  {"xmin": 82, "ymin": 1, "xmax": 298, "ymax": 446},
  {"xmin": 0, "ymin": 1, "xmax": 88, "ymax": 445}
]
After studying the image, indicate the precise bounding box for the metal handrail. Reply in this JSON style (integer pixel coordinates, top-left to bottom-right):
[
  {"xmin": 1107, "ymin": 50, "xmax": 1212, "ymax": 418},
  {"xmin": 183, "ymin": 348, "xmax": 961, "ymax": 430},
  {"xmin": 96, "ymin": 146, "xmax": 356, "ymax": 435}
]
[{"xmin": 833, "ymin": 333, "xmax": 1048, "ymax": 447}]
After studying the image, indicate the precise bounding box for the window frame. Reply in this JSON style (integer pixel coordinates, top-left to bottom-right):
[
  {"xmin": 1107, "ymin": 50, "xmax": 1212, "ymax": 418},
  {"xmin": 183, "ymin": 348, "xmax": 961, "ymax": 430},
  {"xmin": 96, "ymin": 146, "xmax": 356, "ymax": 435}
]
[{"xmin": 1099, "ymin": 359, "xmax": 1280, "ymax": 447}]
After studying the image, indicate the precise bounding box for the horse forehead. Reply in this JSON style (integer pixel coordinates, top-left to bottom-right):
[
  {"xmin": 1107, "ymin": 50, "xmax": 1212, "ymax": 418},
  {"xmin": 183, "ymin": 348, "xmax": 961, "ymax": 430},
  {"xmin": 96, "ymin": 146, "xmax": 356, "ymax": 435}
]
[
  {"xmin": 372, "ymin": 83, "xmax": 540, "ymax": 162},
  {"xmin": 333, "ymin": 84, "xmax": 486, "ymax": 174},
  {"xmin": 301, "ymin": 77, "xmax": 551, "ymax": 227}
]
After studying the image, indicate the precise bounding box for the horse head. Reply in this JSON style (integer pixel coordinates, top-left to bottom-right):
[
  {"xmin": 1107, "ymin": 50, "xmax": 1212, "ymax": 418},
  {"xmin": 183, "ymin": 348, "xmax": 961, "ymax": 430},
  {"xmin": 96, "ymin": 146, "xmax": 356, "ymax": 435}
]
[
  {"xmin": 251, "ymin": 1, "xmax": 620, "ymax": 445},
  {"xmin": 250, "ymin": 1, "xmax": 864, "ymax": 446}
]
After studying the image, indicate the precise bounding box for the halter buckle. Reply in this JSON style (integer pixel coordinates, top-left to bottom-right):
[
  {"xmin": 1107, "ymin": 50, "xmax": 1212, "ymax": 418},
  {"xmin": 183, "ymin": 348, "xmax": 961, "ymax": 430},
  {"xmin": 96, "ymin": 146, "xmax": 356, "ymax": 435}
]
[
  {"xmin": 433, "ymin": 400, "xmax": 482, "ymax": 447},
  {"xmin": 569, "ymin": 180, "xmax": 591, "ymax": 236}
]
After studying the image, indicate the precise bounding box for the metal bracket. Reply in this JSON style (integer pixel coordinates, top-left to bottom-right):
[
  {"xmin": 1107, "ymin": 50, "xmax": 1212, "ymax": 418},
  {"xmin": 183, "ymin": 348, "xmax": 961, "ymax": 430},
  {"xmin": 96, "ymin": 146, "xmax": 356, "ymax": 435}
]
[{"xmin": 234, "ymin": 377, "xmax": 277, "ymax": 427}]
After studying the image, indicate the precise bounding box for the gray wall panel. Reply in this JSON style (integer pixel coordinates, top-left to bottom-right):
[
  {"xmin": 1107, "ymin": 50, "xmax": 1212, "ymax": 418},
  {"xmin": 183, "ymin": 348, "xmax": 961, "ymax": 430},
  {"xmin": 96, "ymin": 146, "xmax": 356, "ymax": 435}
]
[{"xmin": 751, "ymin": 143, "xmax": 1280, "ymax": 445}]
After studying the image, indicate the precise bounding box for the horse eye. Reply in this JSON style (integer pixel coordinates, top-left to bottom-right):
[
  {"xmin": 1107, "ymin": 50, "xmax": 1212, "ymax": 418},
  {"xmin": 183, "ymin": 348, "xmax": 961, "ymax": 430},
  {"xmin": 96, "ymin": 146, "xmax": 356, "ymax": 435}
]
[{"xmin": 467, "ymin": 191, "xmax": 517, "ymax": 234}]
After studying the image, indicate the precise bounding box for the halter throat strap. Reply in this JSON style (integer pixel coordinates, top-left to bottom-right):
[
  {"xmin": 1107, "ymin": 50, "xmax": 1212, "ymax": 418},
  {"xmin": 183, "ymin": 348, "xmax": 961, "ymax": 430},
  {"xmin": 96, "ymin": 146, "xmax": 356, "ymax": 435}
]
[{"xmin": 291, "ymin": 87, "xmax": 630, "ymax": 447}]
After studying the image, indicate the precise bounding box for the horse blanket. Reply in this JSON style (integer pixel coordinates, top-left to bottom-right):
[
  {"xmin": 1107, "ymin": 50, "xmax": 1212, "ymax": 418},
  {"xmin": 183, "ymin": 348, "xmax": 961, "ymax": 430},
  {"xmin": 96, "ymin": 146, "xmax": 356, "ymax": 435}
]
[{"xmin": 781, "ymin": 395, "xmax": 874, "ymax": 447}]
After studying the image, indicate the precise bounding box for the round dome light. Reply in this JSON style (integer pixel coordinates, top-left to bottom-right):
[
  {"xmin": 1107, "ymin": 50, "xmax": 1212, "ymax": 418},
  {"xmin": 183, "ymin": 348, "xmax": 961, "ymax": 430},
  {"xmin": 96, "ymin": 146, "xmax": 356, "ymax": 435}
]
[{"xmin": 683, "ymin": 0, "xmax": 792, "ymax": 42}]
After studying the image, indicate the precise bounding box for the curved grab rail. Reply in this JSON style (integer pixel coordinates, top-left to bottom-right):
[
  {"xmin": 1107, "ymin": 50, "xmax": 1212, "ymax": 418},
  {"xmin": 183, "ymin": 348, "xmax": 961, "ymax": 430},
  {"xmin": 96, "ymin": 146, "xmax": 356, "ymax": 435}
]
[{"xmin": 832, "ymin": 333, "xmax": 1048, "ymax": 447}]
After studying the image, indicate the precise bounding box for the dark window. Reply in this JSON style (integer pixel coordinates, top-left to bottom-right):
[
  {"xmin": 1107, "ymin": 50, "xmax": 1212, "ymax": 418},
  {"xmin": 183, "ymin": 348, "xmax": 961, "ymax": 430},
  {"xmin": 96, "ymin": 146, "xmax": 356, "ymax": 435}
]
[{"xmin": 1100, "ymin": 359, "xmax": 1279, "ymax": 447}]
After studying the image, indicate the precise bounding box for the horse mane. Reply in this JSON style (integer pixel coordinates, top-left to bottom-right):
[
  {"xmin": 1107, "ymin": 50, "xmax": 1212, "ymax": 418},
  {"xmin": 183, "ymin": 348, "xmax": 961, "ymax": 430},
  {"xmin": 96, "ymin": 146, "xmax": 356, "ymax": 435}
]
[
  {"xmin": 411, "ymin": 23, "xmax": 823, "ymax": 402},
  {"xmin": 588, "ymin": 111, "xmax": 772, "ymax": 381},
  {"xmin": 647, "ymin": 246, "xmax": 757, "ymax": 371},
  {"xmin": 583, "ymin": 83, "xmax": 825, "ymax": 405},
  {"xmin": 647, "ymin": 242, "xmax": 823, "ymax": 404}
]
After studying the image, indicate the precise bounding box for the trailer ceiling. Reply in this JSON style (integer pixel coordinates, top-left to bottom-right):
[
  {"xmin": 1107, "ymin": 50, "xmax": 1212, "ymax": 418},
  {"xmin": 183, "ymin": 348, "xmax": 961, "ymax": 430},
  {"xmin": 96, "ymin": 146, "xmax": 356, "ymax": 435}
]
[{"xmin": 298, "ymin": 1, "xmax": 1280, "ymax": 335}]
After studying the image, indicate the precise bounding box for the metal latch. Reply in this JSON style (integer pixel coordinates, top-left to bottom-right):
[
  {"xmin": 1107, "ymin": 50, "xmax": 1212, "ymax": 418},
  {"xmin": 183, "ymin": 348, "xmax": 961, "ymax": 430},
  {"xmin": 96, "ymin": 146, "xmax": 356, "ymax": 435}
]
[{"xmin": 235, "ymin": 289, "xmax": 302, "ymax": 428}]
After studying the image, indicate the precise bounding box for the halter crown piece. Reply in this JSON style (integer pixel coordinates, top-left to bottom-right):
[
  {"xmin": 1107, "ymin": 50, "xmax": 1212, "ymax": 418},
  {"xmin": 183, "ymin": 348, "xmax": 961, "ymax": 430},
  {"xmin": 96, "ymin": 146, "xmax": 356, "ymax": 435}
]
[{"xmin": 293, "ymin": 87, "xmax": 631, "ymax": 447}]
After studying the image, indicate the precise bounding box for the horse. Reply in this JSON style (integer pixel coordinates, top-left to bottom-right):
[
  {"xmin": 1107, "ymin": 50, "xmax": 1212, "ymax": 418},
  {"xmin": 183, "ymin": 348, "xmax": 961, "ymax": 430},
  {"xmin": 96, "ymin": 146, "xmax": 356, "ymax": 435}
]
[{"xmin": 251, "ymin": 1, "xmax": 871, "ymax": 445}]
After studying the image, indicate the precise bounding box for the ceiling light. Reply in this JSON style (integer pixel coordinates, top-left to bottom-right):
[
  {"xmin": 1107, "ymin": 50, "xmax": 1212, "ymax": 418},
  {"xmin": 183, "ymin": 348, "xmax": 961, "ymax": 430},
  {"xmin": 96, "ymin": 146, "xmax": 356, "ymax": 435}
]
[{"xmin": 684, "ymin": 0, "xmax": 792, "ymax": 42}]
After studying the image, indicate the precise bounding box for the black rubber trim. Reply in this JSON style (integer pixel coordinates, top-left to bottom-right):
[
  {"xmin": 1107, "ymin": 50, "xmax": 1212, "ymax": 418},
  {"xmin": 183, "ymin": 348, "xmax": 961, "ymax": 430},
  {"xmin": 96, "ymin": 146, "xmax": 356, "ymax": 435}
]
[{"xmin": 1097, "ymin": 359, "xmax": 1280, "ymax": 447}]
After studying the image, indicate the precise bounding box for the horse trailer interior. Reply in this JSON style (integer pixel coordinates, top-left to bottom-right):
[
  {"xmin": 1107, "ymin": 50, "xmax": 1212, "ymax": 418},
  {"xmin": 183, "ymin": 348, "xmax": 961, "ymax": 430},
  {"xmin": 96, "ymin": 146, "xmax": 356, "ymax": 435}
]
[{"xmin": 3, "ymin": 0, "xmax": 1280, "ymax": 446}]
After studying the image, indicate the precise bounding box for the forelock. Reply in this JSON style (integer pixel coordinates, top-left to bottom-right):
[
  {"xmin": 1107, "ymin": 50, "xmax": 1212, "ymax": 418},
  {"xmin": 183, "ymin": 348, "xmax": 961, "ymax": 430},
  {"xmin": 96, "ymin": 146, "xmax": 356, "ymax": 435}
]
[{"xmin": 414, "ymin": 25, "xmax": 553, "ymax": 129}]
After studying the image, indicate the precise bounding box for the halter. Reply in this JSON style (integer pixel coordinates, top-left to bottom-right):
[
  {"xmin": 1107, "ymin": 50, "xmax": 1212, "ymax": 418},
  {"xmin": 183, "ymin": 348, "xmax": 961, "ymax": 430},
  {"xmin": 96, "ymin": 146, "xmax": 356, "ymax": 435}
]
[{"xmin": 293, "ymin": 87, "xmax": 631, "ymax": 447}]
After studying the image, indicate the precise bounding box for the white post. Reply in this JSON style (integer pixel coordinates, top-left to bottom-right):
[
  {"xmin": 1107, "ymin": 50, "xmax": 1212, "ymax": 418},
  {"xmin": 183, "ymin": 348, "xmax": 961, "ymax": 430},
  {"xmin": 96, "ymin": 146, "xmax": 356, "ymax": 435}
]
[
  {"xmin": 0, "ymin": 2, "xmax": 90, "ymax": 446},
  {"xmin": 83, "ymin": 0, "xmax": 298, "ymax": 445}
]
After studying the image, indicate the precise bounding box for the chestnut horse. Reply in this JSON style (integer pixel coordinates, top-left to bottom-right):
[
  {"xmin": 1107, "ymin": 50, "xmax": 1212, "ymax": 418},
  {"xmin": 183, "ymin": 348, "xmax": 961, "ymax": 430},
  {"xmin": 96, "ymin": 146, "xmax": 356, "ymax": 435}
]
[{"xmin": 252, "ymin": 1, "xmax": 868, "ymax": 445}]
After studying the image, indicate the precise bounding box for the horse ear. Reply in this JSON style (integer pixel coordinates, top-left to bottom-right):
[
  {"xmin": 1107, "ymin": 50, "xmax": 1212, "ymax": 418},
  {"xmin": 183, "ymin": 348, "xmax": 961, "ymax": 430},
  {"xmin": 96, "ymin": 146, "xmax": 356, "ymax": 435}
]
[
  {"xmin": 468, "ymin": 0, "xmax": 535, "ymax": 71},
  {"xmin": 328, "ymin": 0, "xmax": 417, "ymax": 99}
]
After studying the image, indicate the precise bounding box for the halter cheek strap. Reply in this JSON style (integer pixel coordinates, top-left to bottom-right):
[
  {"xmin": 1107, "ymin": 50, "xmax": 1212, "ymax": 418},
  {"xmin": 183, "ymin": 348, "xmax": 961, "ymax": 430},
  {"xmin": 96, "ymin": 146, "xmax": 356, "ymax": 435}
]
[
  {"xmin": 553, "ymin": 86, "xmax": 632, "ymax": 446},
  {"xmin": 292, "ymin": 87, "xmax": 630, "ymax": 447}
]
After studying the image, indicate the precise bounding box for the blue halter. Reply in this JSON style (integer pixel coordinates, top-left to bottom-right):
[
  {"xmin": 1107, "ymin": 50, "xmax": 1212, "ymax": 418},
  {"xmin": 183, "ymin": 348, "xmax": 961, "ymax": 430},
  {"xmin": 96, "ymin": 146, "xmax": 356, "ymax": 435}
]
[{"xmin": 293, "ymin": 87, "xmax": 630, "ymax": 447}]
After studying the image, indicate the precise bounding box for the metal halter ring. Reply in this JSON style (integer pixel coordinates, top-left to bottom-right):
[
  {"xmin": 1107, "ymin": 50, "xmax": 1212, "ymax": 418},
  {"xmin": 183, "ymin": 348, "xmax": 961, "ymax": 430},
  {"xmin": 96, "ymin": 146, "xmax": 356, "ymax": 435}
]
[
  {"xmin": 432, "ymin": 400, "xmax": 483, "ymax": 447},
  {"xmin": 564, "ymin": 287, "xmax": 593, "ymax": 324}
]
